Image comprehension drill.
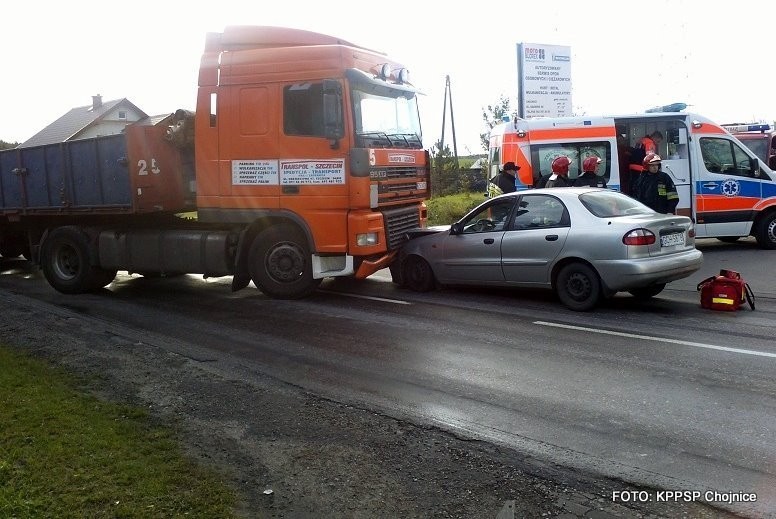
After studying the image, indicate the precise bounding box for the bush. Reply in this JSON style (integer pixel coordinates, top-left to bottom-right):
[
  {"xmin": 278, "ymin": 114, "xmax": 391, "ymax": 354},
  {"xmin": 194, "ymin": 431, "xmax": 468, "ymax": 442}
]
[{"xmin": 426, "ymin": 192, "xmax": 486, "ymax": 226}]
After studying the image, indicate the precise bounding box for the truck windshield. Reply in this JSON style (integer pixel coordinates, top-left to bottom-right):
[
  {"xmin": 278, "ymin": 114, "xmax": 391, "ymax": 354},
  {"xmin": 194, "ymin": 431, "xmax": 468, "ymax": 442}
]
[{"xmin": 352, "ymin": 88, "xmax": 422, "ymax": 149}]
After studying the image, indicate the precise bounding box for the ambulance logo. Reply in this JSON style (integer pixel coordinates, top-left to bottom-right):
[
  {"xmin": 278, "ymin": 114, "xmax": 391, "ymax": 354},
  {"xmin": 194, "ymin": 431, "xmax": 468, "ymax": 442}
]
[{"xmin": 721, "ymin": 179, "xmax": 740, "ymax": 197}]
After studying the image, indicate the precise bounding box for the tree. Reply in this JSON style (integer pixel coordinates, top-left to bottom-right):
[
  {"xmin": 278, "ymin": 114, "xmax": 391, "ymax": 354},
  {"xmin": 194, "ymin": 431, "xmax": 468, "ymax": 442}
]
[
  {"xmin": 0, "ymin": 140, "xmax": 19, "ymax": 151},
  {"xmin": 479, "ymin": 95, "xmax": 513, "ymax": 151},
  {"xmin": 430, "ymin": 139, "xmax": 461, "ymax": 197}
]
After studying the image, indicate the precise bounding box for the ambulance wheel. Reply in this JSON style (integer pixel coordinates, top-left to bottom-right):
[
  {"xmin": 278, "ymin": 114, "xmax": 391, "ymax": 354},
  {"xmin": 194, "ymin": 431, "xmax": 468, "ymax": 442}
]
[
  {"xmin": 248, "ymin": 224, "xmax": 320, "ymax": 299},
  {"xmin": 628, "ymin": 283, "xmax": 666, "ymax": 300},
  {"xmin": 41, "ymin": 226, "xmax": 102, "ymax": 294},
  {"xmin": 556, "ymin": 262, "xmax": 601, "ymax": 312},
  {"xmin": 755, "ymin": 212, "xmax": 776, "ymax": 249}
]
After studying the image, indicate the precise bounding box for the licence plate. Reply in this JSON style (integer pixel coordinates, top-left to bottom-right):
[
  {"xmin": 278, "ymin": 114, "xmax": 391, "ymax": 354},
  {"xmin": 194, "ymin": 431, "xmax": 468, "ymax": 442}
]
[
  {"xmin": 417, "ymin": 181, "xmax": 427, "ymax": 190},
  {"xmin": 660, "ymin": 232, "xmax": 684, "ymax": 247}
]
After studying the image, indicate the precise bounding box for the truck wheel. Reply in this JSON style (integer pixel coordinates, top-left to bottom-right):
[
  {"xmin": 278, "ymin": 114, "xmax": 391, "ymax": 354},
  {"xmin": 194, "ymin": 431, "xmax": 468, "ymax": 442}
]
[
  {"xmin": 755, "ymin": 212, "xmax": 776, "ymax": 249},
  {"xmin": 555, "ymin": 262, "xmax": 601, "ymax": 311},
  {"xmin": 41, "ymin": 227, "xmax": 101, "ymax": 294},
  {"xmin": 248, "ymin": 224, "xmax": 320, "ymax": 299}
]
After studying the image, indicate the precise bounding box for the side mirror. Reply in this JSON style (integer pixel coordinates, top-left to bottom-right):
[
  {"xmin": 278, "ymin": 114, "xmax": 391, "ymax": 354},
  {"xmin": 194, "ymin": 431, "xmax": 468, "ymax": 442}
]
[
  {"xmin": 323, "ymin": 79, "xmax": 344, "ymax": 147},
  {"xmin": 450, "ymin": 222, "xmax": 464, "ymax": 235}
]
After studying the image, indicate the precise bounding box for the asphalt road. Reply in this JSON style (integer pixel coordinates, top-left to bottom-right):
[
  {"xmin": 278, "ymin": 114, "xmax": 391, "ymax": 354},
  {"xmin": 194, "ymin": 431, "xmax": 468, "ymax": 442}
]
[{"xmin": 0, "ymin": 236, "xmax": 773, "ymax": 518}]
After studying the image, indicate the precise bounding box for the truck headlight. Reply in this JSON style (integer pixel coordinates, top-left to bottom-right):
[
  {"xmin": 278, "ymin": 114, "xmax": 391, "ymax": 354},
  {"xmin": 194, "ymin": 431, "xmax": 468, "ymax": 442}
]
[{"xmin": 356, "ymin": 232, "xmax": 379, "ymax": 246}]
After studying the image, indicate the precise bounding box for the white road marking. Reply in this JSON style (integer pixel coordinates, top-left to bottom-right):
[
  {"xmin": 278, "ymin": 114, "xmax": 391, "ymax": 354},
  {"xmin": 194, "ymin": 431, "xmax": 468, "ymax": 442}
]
[
  {"xmin": 534, "ymin": 321, "xmax": 776, "ymax": 359},
  {"xmin": 319, "ymin": 290, "xmax": 411, "ymax": 305}
]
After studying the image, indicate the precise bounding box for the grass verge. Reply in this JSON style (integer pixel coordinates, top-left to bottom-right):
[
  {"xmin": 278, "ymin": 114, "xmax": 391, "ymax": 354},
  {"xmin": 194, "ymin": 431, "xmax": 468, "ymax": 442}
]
[
  {"xmin": 0, "ymin": 345, "xmax": 236, "ymax": 518},
  {"xmin": 427, "ymin": 192, "xmax": 486, "ymax": 226}
]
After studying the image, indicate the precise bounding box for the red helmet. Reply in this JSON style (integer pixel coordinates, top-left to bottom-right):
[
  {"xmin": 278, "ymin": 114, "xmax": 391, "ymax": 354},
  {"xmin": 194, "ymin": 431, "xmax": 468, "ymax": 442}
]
[
  {"xmin": 643, "ymin": 153, "xmax": 662, "ymax": 168},
  {"xmin": 582, "ymin": 156, "xmax": 602, "ymax": 173},
  {"xmin": 551, "ymin": 155, "xmax": 572, "ymax": 175}
]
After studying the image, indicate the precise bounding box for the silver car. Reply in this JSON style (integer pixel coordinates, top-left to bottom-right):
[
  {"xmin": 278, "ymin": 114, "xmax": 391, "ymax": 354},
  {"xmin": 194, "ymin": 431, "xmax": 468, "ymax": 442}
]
[{"xmin": 396, "ymin": 188, "xmax": 703, "ymax": 311}]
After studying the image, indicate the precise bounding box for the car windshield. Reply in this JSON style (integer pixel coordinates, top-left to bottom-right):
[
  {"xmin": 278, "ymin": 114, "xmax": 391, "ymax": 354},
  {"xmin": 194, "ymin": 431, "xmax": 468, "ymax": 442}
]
[{"xmin": 579, "ymin": 191, "xmax": 653, "ymax": 217}]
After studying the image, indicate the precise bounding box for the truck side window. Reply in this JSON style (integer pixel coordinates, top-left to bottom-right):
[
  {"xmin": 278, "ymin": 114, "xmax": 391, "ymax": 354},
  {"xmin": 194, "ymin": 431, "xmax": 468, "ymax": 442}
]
[{"xmin": 284, "ymin": 83, "xmax": 325, "ymax": 137}]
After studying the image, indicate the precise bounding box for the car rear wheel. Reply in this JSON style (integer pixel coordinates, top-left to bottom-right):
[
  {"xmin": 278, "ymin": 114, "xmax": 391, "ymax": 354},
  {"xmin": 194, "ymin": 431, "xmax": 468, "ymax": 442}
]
[
  {"xmin": 556, "ymin": 262, "xmax": 601, "ymax": 311},
  {"xmin": 628, "ymin": 283, "xmax": 666, "ymax": 300},
  {"xmin": 402, "ymin": 256, "xmax": 435, "ymax": 292}
]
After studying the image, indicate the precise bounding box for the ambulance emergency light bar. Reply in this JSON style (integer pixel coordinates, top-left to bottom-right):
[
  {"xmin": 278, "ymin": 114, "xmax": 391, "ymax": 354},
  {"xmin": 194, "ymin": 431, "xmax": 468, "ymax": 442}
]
[
  {"xmin": 721, "ymin": 123, "xmax": 772, "ymax": 133},
  {"xmin": 644, "ymin": 102, "xmax": 688, "ymax": 113}
]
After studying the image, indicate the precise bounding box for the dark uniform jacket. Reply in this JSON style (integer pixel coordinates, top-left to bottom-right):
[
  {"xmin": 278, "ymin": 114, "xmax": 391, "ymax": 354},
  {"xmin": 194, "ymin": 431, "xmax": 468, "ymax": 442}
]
[
  {"xmin": 573, "ymin": 172, "xmax": 608, "ymax": 188},
  {"xmin": 632, "ymin": 171, "xmax": 679, "ymax": 213}
]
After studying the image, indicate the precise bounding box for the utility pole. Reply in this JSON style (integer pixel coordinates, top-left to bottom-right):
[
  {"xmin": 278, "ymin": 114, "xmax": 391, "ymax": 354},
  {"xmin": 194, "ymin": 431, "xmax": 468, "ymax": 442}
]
[{"xmin": 440, "ymin": 75, "xmax": 460, "ymax": 175}]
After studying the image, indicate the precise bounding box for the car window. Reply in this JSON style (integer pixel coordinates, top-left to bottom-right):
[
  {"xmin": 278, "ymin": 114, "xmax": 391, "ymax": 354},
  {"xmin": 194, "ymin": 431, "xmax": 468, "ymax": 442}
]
[
  {"xmin": 460, "ymin": 198, "xmax": 514, "ymax": 233},
  {"xmin": 579, "ymin": 191, "xmax": 652, "ymax": 217},
  {"xmin": 512, "ymin": 195, "xmax": 568, "ymax": 230}
]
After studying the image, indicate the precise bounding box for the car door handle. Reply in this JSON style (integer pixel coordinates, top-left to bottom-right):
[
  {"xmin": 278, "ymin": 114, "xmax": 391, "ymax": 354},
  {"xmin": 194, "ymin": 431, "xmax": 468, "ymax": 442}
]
[
  {"xmin": 545, "ymin": 235, "xmax": 558, "ymax": 241},
  {"xmin": 483, "ymin": 238, "xmax": 495, "ymax": 244},
  {"xmin": 702, "ymin": 182, "xmax": 717, "ymax": 189}
]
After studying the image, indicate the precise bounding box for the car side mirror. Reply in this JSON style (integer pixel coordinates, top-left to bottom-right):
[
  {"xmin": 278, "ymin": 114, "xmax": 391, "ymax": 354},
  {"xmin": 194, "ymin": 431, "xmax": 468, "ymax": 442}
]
[{"xmin": 450, "ymin": 222, "xmax": 464, "ymax": 235}]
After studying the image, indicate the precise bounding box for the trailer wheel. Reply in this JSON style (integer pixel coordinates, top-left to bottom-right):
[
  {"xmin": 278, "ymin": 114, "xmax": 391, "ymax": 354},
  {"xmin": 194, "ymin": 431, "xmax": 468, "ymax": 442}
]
[
  {"xmin": 41, "ymin": 227, "xmax": 101, "ymax": 294},
  {"xmin": 248, "ymin": 224, "xmax": 320, "ymax": 299},
  {"xmin": 755, "ymin": 212, "xmax": 776, "ymax": 249}
]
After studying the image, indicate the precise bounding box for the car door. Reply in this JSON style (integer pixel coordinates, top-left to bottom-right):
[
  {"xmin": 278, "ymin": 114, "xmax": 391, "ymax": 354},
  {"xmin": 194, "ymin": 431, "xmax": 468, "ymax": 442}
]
[
  {"xmin": 438, "ymin": 197, "xmax": 515, "ymax": 284},
  {"xmin": 500, "ymin": 194, "xmax": 570, "ymax": 285}
]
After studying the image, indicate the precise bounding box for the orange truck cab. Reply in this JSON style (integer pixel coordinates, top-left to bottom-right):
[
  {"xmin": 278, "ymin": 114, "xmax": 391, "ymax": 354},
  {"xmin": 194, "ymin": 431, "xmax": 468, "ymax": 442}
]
[
  {"xmin": 488, "ymin": 108, "xmax": 776, "ymax": 248},
  {"xmin": 0, "ymin": 26, "xmax": 429, "ymax": 298}
]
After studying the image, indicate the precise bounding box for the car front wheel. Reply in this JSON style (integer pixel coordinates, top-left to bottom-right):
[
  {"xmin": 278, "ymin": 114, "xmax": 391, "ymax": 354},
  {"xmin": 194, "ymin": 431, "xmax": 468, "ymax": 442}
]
[
  {"xmin": 556, "ymin": 262, "xmax": 601, "ymax": 311},
  {"xmin": 402, "ymin": 256, "xmax": 435, "ymax": 292}
]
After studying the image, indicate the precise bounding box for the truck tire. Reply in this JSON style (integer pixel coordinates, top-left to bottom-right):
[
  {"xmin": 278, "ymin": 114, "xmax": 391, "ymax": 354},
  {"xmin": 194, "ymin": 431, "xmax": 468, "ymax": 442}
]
[
  {"xmin": 41, "ymin": 227, "xmax": 104, "ymax": 294},
  {"xmin": 755, "ymin": 212, "xmax": 776, "ymax": 249},
  {"xmin": 248, "ymin": 224, "xmax": 320, "ymax": 299}
]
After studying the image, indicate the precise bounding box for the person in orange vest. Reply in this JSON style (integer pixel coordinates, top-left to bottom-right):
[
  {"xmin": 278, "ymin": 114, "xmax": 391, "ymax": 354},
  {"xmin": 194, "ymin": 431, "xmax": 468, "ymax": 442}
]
[
  {"xmin": 574, "ymin": 156, "xmax": 607, "ymax": 188},
  {"xmin": 631, "ymin": 153, "xmax": 679, "ymax": 214}
]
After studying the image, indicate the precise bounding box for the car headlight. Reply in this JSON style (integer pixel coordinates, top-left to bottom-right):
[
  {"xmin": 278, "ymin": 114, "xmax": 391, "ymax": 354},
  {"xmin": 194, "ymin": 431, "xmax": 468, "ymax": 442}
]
[{"xmin": 356, "ymin": 232, "xmax": 379, "ymax": 246}]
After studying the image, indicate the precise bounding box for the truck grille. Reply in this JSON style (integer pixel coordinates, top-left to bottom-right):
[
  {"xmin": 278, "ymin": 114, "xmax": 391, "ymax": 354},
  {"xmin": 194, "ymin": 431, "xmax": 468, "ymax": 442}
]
[
  {"xmin": 383, "ymin": 205, "xmax": 420, "ymax": 250},
  {"xmin": 370, "ymin": 166, "xmax": 428, "ymax": 206}
]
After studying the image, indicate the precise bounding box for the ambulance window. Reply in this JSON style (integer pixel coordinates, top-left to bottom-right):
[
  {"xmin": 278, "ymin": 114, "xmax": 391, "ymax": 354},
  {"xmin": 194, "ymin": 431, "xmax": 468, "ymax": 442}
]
[
  {"xmin": 530, "ymin": 141, "xmax": 611, "ymax": 182},
  {"xmin": 700, "ymin": 137, "xmax": 758, "ymax": 177}
]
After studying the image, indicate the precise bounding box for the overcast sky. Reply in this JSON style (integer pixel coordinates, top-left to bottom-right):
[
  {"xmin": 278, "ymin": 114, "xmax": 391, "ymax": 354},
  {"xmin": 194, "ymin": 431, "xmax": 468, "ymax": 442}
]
[{"xmin": 3, "ymin": 0, "xmax": 774, "ymax": 154}]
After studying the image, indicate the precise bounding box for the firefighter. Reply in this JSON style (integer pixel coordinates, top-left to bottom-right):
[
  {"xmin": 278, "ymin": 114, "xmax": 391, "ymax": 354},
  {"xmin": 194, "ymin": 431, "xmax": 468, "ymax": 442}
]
[
  {"xmin": 631, "ymin": 153, "xmax": 679, "ymax": 214},
  {"xmin": 574, "ymin": 156, "xmax": 607, "ymax": 188},
  {"xmin": 543, "ymin": 156, "xmax": 573, "ymax": 188},
  {"xmin": 488, "ymin": 161, "xmax": 518, "ymax": 196}
]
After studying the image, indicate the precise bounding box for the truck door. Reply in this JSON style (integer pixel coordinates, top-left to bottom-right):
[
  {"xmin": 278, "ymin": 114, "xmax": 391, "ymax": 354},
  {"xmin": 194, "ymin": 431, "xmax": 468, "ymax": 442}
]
[{"xmin": 697, "ymin": 136, "xmax": 763, "ymax": 237}]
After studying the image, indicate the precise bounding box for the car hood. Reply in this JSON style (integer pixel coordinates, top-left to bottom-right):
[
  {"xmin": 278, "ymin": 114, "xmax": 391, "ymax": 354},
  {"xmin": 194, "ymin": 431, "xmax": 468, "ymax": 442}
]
[{"xmin": 405, "ymin": 225, "xmax": 451, "ymax": 240}]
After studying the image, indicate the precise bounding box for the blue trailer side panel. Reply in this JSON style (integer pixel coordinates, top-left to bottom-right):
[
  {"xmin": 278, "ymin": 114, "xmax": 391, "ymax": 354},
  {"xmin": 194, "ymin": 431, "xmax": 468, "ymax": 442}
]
[{"xmin": 0, "ymin": 134, "xmax": 132, "ymax": 213}]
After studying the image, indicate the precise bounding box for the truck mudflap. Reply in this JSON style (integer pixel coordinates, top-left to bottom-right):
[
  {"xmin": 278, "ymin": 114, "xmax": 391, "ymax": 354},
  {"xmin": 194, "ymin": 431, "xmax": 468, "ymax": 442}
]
[{"xmin": 354, "ymin": 250, "xmax": 397, "ymax": 279}]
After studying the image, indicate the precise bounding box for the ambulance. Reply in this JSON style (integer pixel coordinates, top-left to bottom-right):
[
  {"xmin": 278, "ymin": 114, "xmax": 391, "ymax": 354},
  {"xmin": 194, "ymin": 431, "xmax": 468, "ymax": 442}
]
[{"xmin": 488, "ymin": 109, "xmax": 776, "ymax": 249}]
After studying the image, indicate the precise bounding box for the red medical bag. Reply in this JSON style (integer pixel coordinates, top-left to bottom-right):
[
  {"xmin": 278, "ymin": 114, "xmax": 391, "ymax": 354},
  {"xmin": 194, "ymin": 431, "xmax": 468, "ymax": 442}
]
[{"xmin": 697, "ymin": 269, "xmax": 755, "ymax": 311}]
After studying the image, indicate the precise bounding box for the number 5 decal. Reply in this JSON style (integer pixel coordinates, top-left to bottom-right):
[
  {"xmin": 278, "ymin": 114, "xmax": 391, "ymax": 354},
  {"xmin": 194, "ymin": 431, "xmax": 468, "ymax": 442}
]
[{"xmin": 369, "ymin": 149, "xmax": 376, "ymax": 166}]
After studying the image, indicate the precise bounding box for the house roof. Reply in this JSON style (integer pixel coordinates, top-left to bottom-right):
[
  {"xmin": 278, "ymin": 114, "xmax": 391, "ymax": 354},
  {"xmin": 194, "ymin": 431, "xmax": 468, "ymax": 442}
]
[{"xmin": 19, "ymin": 98, "xmax": 147, "ymax": 148}]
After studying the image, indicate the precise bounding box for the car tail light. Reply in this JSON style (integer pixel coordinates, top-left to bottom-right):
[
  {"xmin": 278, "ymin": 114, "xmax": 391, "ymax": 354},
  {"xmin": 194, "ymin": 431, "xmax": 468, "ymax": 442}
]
[
  {"xmin": 623, "ymin": 229, "xmax": 656, "ymax": 246},
  {"xmin": 688, "ymin": 226, "xmax": 696, "ymax": 238}
]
